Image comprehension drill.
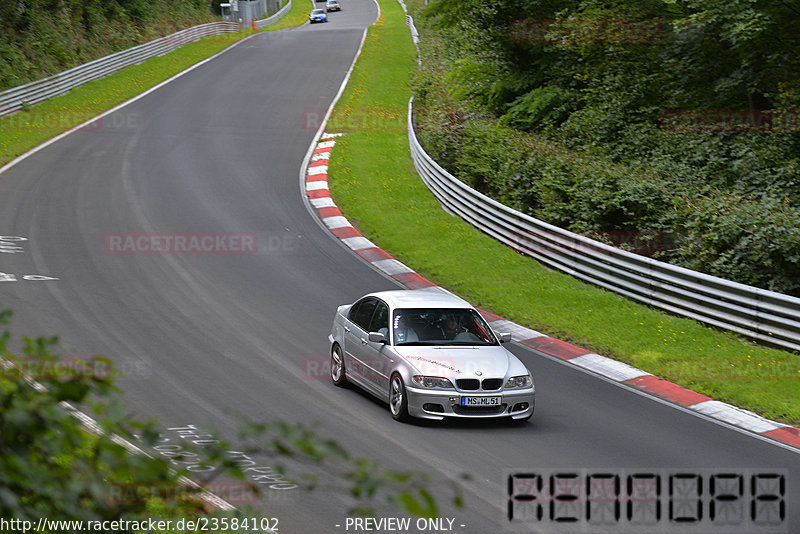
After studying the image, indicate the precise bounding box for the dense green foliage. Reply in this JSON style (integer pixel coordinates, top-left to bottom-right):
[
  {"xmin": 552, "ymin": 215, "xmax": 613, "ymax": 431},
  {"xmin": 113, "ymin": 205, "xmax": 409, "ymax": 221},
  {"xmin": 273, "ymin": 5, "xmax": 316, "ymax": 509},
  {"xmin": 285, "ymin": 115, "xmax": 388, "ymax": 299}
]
[
  {"xmin": 0, "ymin": 0, "xmax": 217, "ymax": 90},
  {"xmin": 0, "ymin": 310, "xmax": 234, "ymax": 524},
  {"xmin": 324, "ymin": 0, "xmax": 800, "ymax": 424},
  {"xmin": 411, "ymin": 0, "xmax": 800, "ymax": 295},
  {"xmin": 0, "ymin": 308, "xmax": 461, "ymax": 521}
]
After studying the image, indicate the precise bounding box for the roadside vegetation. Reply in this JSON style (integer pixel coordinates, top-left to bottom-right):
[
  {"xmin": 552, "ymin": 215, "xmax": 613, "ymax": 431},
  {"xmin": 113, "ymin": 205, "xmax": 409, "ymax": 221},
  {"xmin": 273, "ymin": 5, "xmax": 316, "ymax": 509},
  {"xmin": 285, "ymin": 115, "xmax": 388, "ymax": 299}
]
[
  {"xmin": 0, "ymin": 0, "xmax": 309, "ymax": 166},
  {"xmin": 0, "ymin": 0, "xmax": 221, "ymax": 91},
  {"xmin": 0, "ymin": 310, "xmax": 251, "ymax": 527},
  {"xmin": 409, "ymin": 0, "xmax": 800, "ymax": 297},
  {"xmin": 324, "ymin": 0, "xmax": 800, "ymax": 424},
  {"xmin": 1, "ymin": 8, "xmax": 463, "ymax": 523},
  {"xmin": 0, "ymin": 29, "xmax": 254, "ymax": 165},
  {"xmin": 1, "ymin": 307, "xmax": 462, "ymax": 523},
  {"xmin": 266, "ymin": 0, "xmax": 312, "ymax": 31},
  {"xmin": 0, "ymin": 6, "xmax": 797, "ymax": 528}
]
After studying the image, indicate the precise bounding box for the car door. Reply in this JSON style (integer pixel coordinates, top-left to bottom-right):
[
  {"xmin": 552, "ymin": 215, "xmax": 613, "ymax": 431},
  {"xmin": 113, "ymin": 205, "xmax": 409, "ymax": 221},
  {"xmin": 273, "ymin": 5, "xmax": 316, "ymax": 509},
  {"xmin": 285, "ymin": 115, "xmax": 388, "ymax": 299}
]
[
  {"xmin": 344, "ymin": 297, "xmax": 377, "ymax": 386},
  {"xmin": 361, "ymin": 300, "xmax": 392, "ymax": 395}
]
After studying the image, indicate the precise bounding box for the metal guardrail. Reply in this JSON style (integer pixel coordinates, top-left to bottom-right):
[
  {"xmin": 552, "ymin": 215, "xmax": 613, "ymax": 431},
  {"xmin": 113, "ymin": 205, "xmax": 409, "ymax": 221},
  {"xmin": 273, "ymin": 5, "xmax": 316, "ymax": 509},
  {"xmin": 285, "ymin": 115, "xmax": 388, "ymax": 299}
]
[
  {"xmin": 407, "ymin": 98, "xmax": 800, "ymax": 353},
  {"xmin": 0, "ymin": 22, "xmax": 241, "ymax": 118},
  {"xmin": 405, "ymin": 15, "xmax": 419, "ymax": 45},
  {"xmin": 255, "ymin": 0, "xmax": 292, "ymax": 29}
]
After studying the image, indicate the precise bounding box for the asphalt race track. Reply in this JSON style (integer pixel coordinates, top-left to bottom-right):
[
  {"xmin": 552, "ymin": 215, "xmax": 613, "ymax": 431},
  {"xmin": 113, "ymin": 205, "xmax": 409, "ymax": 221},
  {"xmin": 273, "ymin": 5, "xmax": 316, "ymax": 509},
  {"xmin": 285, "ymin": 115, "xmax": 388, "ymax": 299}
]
[{"xmin": 0, "ymin": 0, "xmax": 797, "ymax": 532}]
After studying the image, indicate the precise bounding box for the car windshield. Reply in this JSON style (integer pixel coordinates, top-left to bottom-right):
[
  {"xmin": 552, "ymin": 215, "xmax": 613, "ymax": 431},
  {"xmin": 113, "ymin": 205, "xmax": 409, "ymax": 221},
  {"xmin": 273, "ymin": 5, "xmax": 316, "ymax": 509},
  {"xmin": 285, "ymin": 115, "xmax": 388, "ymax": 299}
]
[
  {"xmin": 393, "ymin": 308, "xmax": 497, "ymax": 346},
  {"xmin": 312, "ymin": 9, "xmax": 324, "ymax": 14}
]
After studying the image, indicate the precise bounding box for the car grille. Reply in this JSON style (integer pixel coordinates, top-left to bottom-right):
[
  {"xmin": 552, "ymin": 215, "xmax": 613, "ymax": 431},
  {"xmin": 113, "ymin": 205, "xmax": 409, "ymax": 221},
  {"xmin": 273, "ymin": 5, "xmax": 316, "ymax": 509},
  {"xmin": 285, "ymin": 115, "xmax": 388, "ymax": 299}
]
[
  {"xmin": 481, "ymin": 378, "xmax": 503, "ymax": 390},
  {"xmin": 456, "ymin": 379, "xmax": 479, "ymax": 390},
  {"xmin": 456, "ymin": 378, "xmax": 503, "ymax": 391}
]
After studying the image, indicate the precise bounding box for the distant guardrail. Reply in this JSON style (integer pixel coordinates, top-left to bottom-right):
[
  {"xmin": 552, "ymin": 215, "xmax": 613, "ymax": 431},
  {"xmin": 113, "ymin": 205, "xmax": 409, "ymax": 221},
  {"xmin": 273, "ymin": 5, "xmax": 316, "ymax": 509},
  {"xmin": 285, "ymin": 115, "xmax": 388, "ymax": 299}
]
[
  {"xmin": 255, "ymin": 0, "xmax": 292, "ymax": 30},
  {"xmin": 0, "ymin": 22, "xmax": 241, "ymax": 118},
  {"xmin": 0, "ymin": 2, "xmax": 296, "ymax": 120},
  {"xmin": 407, "ymin": 97, "xmax": 800, "ymax": 353}
]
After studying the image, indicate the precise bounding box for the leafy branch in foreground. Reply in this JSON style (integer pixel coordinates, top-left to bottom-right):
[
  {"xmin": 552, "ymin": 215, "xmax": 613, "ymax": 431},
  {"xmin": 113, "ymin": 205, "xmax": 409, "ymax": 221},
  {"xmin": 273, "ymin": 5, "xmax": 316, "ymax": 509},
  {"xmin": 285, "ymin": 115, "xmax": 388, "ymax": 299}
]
[
  {"xmin": 235, "ymin": 418, "xmax": 467, "ymax": 518},
  {"xmin": 0, "ymin": 309, "xmax": 246, "ymax": 525},
  {"xmin": 1, "ymin": 309, "xmax": 464, "ymax": 525}
]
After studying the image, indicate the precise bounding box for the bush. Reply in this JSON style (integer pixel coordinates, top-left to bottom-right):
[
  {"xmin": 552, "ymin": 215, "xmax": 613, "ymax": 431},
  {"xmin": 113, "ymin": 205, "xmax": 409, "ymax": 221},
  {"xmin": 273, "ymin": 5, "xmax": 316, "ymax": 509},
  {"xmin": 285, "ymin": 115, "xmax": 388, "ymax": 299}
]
[
  {"xmin": 0, "ymin": 0, "xmax": 216, "ymax": 91},
  {"xmin": 674, "ymin": 194, "xmax": 800, "ymax": 295},
  {"xmin": 410, "ymin": 0, "xmax": 800, "ymax": 296}
]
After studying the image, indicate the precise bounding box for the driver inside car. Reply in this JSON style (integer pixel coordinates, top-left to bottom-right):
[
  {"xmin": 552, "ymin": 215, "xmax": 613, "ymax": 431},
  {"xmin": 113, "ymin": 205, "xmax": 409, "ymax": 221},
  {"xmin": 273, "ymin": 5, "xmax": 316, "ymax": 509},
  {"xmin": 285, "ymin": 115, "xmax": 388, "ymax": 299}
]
[{"xmin": 442, "ymin": 315, "xmax": 467, "ymax": 340}]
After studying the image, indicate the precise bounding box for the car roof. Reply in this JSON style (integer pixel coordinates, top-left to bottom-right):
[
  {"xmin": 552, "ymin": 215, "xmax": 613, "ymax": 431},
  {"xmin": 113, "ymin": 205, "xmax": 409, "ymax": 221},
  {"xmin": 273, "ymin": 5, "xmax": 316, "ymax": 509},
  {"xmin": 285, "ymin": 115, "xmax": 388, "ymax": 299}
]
[{"xmin": 362, "ymin": 289, "xmax": 473, "ymax": 309}]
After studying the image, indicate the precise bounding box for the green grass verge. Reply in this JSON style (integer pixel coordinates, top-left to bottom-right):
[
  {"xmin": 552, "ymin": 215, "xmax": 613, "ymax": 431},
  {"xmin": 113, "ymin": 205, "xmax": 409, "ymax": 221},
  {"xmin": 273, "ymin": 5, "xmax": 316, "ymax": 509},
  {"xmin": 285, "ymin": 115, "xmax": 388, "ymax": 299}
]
[
  {"xmin": 325, "ymin": 0, "xmax": 800, "ymax": 424},
  {"xmin": 266, "ymin": 0, "xmax": 313, "ymax": 31},
  {"xmin": 0, "ymin": 5, "xmax": 312, "ymax": 167},
  {"xmin": 0, "ymin": 29, "xmax": 251, "ymax": 166}
]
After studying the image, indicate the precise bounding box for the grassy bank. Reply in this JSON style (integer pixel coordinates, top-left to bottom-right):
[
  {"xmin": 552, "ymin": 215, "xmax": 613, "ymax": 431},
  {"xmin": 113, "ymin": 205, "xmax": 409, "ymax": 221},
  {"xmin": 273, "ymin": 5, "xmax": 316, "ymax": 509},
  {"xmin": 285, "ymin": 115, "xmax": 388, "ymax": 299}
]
[
  {"xmin": 0, "ymin": 29, "xmax": 254, "ymax": 166},
  {"xmin": 267, "ymin": 0, "xmax": 313, "ymax": 31},
  {"xmin": 325, "ymin": 0, "xmax": 800, "ymax": 424},
  {"xmin": 0, "ymin": 3, "xmax": 309, "ymax": 167}
]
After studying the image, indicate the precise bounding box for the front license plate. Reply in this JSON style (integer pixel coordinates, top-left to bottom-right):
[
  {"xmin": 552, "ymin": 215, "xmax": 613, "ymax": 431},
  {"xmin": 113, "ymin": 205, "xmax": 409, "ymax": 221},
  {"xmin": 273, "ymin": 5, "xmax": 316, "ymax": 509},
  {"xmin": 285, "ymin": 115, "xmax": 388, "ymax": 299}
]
[{"xmin": 461, "ymin": 396, "xmax": 501, "ymax": 406}]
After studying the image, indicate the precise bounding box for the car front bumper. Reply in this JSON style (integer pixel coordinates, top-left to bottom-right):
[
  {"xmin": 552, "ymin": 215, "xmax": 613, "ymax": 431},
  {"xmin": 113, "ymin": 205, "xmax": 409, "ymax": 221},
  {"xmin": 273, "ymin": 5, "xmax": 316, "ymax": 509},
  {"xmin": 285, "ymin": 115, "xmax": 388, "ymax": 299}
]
[{"xmin": 405, "ymin": 385, "xmax": 535, "ymax": 420}]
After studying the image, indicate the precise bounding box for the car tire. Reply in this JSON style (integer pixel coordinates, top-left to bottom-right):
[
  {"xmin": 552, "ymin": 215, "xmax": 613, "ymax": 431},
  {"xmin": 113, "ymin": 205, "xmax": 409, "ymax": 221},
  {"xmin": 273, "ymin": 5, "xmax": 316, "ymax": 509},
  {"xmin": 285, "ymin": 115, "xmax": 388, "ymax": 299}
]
[
  {"xmin": 508, "ymin": 414, "xmax": 532, "ymax": 425},
  {"xmin": 330, "ymin": 344, "xmax": 347, "ymax": 387},
  {"xmin": 389, "ymin": 374, "xmax": 410, "ymax": 422},
  {"xmin": 508, "ymin": 402, "xmax": 534, "ymax": 424}
]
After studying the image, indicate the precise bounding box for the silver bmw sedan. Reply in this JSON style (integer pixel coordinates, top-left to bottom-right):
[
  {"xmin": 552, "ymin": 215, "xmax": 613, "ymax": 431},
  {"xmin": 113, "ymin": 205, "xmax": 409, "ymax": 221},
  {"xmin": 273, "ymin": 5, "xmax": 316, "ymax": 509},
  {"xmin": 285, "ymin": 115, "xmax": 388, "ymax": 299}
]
[{"xmin": 328, "ymin": 290, "xmax": 535, "ymax": 422}]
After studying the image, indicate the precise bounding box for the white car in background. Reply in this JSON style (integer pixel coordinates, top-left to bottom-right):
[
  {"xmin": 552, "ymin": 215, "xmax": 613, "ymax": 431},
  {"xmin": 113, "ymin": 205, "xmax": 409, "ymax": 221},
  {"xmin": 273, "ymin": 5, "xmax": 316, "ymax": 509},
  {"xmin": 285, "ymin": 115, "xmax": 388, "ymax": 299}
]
[
  {"xmin": 309, "ymin": 8, "xmax": 327, "ymax": 23},
  {"xmin": 328, "ymin": 290, "xmax": 535, "ymax": 422}
]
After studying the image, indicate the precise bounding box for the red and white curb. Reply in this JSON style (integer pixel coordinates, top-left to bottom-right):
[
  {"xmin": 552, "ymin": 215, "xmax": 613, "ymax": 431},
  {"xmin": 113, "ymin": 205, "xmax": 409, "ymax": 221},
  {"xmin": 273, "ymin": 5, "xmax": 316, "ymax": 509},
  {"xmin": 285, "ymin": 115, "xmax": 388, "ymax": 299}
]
[
  {"xmin": 305, "ymin": 133, "xmax": 800, "ymax": 452},
  {"xmin": 306, "ymin": 134, "xmax": 439, "ymax": 290}
]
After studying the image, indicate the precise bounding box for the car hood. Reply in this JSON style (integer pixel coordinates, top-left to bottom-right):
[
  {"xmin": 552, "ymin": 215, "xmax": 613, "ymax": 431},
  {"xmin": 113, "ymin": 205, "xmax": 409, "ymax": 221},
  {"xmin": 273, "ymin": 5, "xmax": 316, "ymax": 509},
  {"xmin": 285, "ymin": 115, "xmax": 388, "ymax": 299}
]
[{"xmin": 395, "ymin": 345, "xmax": 527, "ymax": 380}]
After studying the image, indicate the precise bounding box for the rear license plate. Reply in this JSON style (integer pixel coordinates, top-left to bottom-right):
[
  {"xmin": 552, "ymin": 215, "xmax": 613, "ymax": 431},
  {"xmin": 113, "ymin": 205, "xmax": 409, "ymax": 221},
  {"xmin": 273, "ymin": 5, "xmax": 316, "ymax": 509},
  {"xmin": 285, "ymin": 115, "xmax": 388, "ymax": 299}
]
[{"xmin": 461, "ymin": 396, "xmax": 501, "ymax": 406}]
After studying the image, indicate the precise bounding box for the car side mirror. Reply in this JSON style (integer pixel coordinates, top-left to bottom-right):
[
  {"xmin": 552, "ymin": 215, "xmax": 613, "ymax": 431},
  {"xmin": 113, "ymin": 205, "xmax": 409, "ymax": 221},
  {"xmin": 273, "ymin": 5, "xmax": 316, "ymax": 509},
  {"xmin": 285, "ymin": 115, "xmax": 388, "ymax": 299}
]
[
  {"xmin": 368, "ymin": 331, "xmax": 387, "ymax": 344},
  {"xmin": 499, "ymin": 332, "xmax": 512, "ymax": 344}
]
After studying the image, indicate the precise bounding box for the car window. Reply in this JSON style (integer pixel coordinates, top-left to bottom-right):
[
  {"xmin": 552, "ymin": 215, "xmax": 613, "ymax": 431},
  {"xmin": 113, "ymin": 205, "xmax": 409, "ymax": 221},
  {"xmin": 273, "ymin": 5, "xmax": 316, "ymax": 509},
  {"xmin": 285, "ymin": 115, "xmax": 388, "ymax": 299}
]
[
  {"xmin": 348, "ymin": 300, "xmax": 362, "ymax": 321},
  {"xmin": 393, "ymin": 308, "xmax": 497, "ymax": 346},
  {"xmin": 349, "ymin": 298, "xmax": 377, "ymax": 331},
  {"xmin": 368, "ymin": 300, "xmax": 389, "ymax": 337}
]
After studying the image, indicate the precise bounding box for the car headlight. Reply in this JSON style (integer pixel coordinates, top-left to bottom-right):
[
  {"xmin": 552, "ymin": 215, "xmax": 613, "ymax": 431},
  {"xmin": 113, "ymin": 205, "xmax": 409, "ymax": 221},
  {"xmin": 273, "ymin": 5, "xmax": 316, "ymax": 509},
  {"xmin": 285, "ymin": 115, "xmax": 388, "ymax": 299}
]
[
  {"xmin": 412, "ymin": 375, "xmax": 454, "ymax": 389},
  {"xmin": 505, "ymin": 374, "xmax": 532, "ymax": 389}
]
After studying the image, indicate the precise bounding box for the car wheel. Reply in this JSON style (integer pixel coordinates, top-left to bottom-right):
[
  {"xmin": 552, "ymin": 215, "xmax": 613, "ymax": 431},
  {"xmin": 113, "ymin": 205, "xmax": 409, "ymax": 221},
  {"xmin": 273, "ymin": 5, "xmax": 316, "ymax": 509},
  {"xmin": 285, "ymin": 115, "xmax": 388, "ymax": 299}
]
[
  {"xmin": 330, "ymin": 344, "xmax": 347, "ymax": 387},
  {"xmin": 508, "ymin": 401, "xmax": 534, "ymax": 424},
  {"xmin": 389, "ymin": 374, "xmax": 410, "ymax": 422},
  {"xmin": 508, "ymin": 413, "xmax": 532, "ymax": 425}
]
